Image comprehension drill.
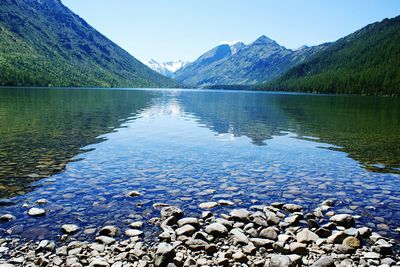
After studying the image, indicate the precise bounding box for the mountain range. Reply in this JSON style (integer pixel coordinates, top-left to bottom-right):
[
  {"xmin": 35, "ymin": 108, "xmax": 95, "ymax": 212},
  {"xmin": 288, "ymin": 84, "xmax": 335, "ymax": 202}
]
[
  {"xmin": 0, "ymin": 0, "xmax": 398, "ymax": 95},
  {"xmin": 0, "ymin": 0, "xmax": 176, "ymax": 88},
  {"xmin": 174, "ymin": 16, "xmax": 400, "ymax": 95},
  {"xmin": 145, "ymin": 59, "xmax": 188, "ymax": 78},
  {"xmin": 174, "ymin": 36, "xmax": 329, "ymax": 87}
]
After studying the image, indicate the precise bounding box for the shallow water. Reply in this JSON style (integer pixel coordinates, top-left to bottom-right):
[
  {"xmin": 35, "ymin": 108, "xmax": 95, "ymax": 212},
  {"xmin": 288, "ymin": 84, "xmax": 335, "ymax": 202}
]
[{"xmin": 0, "ymin": 88, "xmax": 399, "ymax": 242}]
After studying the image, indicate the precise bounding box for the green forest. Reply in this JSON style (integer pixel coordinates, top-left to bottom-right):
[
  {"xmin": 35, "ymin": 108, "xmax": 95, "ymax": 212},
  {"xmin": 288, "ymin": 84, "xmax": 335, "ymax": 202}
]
[
  {"xmin": 0, "ymin": 0, "xmax": 175, "ymax": 88},
  {"xmin": 262, "ymin": 16, "xmax": 400, "ymax": 96}
]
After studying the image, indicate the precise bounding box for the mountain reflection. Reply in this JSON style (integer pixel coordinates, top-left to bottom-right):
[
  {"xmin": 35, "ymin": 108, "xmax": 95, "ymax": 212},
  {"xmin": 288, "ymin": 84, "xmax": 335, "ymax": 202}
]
[{"xmin": 178, "ymin": 91, "xmax": 400, "ymax": 173}]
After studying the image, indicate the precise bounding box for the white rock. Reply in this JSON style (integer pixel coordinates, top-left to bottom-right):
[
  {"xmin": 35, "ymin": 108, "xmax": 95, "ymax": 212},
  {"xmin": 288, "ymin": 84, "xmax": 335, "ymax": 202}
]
[
  {"xmin": 125, "ymin": 229, "xmax": 143, "ymax": 237},
  {"xmin": 28, "ymin": 207, "xmax": 46, "ymax": 217},
  {"xmin": 61, "ymin": 224, "xmax": 80, "ymax": 234}
]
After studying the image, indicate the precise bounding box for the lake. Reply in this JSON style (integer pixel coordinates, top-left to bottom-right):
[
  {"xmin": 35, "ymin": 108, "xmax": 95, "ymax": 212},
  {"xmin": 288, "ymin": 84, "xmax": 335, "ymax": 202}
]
[{"xmin": 0, "ymin": 87, "xmax": 399, "ymax": 243}]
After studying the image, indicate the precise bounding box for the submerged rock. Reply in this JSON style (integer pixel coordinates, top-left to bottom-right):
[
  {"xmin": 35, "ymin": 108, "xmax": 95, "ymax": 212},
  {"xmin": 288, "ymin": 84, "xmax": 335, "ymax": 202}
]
[
  {"xmin": 329, "ymin": 214, "xmax": 355, "ymax": 228},
  {"xmin": 199, "ymin": 202, "xmax": 218, "ymax": 210},
  {"xmin": 61, "ymin": 224, "xmax": 80, "ymax": 234},
  {"xmin": 27, "ymin": 208, "xmax": 45, "ymax": 217}
]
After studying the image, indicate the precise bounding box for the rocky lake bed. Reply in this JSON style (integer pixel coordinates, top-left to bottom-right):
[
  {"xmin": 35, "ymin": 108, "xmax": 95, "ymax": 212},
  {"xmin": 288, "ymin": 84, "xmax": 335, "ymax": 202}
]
[
  {"xmin": 0, "ymin": 198, "xmax": 399, "ymax": 266},
  {"xmin": 1, "ymin": 89, "xmax": 400, "ymax": 266}
]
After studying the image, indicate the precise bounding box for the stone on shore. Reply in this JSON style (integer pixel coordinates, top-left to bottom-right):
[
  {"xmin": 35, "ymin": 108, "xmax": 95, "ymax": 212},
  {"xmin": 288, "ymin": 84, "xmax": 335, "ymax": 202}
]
[
  {"xmin": 154, "ymin": 243, "xmax": 175, "ymax": 267},
  {"xmin": 230, "ymin": 209, "xmax": 250, "ymax": 221},
  {"xmin": 296, "ymin": 228, "xmax": 319, "ymax": 243},
  {"xmin": 205, "ymin": 223, "xmax": 228, "ymax": 237}
]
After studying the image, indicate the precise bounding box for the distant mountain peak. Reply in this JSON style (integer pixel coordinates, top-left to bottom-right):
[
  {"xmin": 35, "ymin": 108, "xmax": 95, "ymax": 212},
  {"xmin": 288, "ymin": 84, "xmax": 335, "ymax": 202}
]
[
  {"xmin": 252, "ymin": 35, "xmax": 277, "ymax": 45},
  {"xmin": 230, "ymin": 42, "xmax": 246, "ymax": 54},
  {"xmin": 145, "ymin": 59, "xmax": 188, "ymax": 78},
  {"xmin": 295, "ymin": 45, "xmax": 309, "ymax": 51}
]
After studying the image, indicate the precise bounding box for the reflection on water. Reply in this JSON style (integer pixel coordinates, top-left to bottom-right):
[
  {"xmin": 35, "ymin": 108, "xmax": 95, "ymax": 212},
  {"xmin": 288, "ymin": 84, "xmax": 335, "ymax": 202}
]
[
  {"xmin": 179, "ymin": 91, "xmax": 400, "ymax": 173},
  {"xmin": 0, "ymin": 88, "xmax": 155, "ymax": 198},
  {"xmin": 0, "ymin": 88, "xmax": 399, "ymax": 242}
]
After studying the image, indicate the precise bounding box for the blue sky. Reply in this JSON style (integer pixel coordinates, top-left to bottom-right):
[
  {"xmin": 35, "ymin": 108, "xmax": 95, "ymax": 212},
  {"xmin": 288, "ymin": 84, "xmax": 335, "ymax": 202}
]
[{"xmin": 62, "ymin": 0, "xmax": 400, "ymax": 62}]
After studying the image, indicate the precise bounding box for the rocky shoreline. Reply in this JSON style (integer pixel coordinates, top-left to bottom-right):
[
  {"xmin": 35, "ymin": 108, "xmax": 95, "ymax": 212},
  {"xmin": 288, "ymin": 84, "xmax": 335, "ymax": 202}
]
[{"xmin": 0, "ymin": 200, "xmax": 399, "ymax": 267}]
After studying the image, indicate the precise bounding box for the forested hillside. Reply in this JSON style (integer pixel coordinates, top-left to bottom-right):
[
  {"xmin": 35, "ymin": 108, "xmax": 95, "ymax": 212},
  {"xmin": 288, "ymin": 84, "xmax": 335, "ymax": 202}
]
[
  {"xmin": 263, "ymin": 16, "xmax": 400, "ymax": 96},
  {"xmin": 0, "ymin": 0, "xmax": 176, "ymax": 88}
]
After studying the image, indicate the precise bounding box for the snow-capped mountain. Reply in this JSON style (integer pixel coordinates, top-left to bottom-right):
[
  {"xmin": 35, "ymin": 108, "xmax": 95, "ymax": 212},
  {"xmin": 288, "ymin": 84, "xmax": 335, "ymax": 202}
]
[{"xmin": 145, "ymin": 59, "xmax": 189, "ymax": 78}]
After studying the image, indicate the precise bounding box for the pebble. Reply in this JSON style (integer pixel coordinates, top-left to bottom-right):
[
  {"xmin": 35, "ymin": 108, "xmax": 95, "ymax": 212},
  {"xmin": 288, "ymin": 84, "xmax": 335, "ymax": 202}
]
[{"xmin": 0, "ymin": 201, "xmax": 396, "ymax": 267}]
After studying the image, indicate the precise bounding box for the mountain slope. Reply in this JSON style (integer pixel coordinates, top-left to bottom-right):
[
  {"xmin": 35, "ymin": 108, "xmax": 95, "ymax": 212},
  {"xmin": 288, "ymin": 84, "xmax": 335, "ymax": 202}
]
[
  {"xmin": 264, "ymin": 16, "xmax": 400, "ymax": 96},
  {"xmin": 0, "ymin": 0, "xmax": 176, "ymax": 88},
  {"xmin": 145, "ymin": 59, "xmax": 188, "ymax": 78},
  {"xmin": 174, "ymin": 37, "xmax": 328, "ymax": 87}
]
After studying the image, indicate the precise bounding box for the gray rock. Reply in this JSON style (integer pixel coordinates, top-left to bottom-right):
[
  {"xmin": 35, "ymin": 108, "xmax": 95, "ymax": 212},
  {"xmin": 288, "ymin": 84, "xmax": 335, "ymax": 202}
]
[
  {"xmin": 175, "ymin": 225, "xmax": 196, "ymax": 236},
  {"xmin": 160, "ymin": 206, "xmax": 183, "ymax": 220},
  {"xmin": 95, "ymin": 236, "xmax": 116, "ymax": 245},
  {"xmin": 335, "ymin": 244, "xmax": 355, "ymax": 254},
  {"xmin": 315, "ymin": 228, "xmax": 331, "ymax": 238},
  {"xmin": 269, "ymin": 255, "xmax": 292, "ymax": 267},
  {"xmin": 296, "ymin": 228, "xmax": 319, "ymax": 243},
  {"xmin": 205, "ymin": 223, "xmax": 228, "ymax": 237},
  {"xmin": 283, "ymin": 204, "xmax": 303, "ymax": 212},
  {"xmin": 289, "ymin": 242, "xmax": 307, "ymax": 255},
  {"xmin": 230, "ymin": 228, "xmax": 249, "ymax": 244},
  {"xmin": 98, "ymin": 226, "xmax": 119, "ymax": 237},
  {"xmin": 363, "ymin": 252, "xmax": 380, "ymax": 259},
  {"xmin": 327, "ymin": 231, "xmax": 348, "ymax": 244},
  {"xmin": 185, "ymin": 238, "xmax": 208, "ymax": 251},
  {"xmin": 311, "ymin": 256, "xmax": 335, "ymax": 267},
  {"xmin": 259, "ymin": 227, "xmax": 278, "ymax": 240},
  {"xmin": 381, "ymin": 258, "xmax": 396, "ymax": 266},
  {"xmin": 243, "ymin": 242, "xmax": 256, "ymax": 254},
  {"xmin": 232, "ymin": 251, "xmax": 248, "ymax": 263},
  {"xmin": 130, "ymin": 221, "xmax": 144, "ymax": 228},
  {"xmin": 177, "ymin": 217, "xmax": 199, "ymax": 227},
  {"xmin": 154, "ymin": 243, "xmax": 175, "ymax": 267},
  {"xmin": 264, "ymin": 211, "xmax": 280, "ymax": 225},
  {"xmin": 89, "ymin": 258, "xmax": 110, "ymax": 267},
  {"xmin": 285, "ymin": 215, "xmax": 301, "ymax": 225},
  {"xmin": 250, "ymin": 238, "xmax": 274, "ymax": 248},
  {"xmin": 230, "ymin": 209, "xmax": 250, "ymax": 221}
]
